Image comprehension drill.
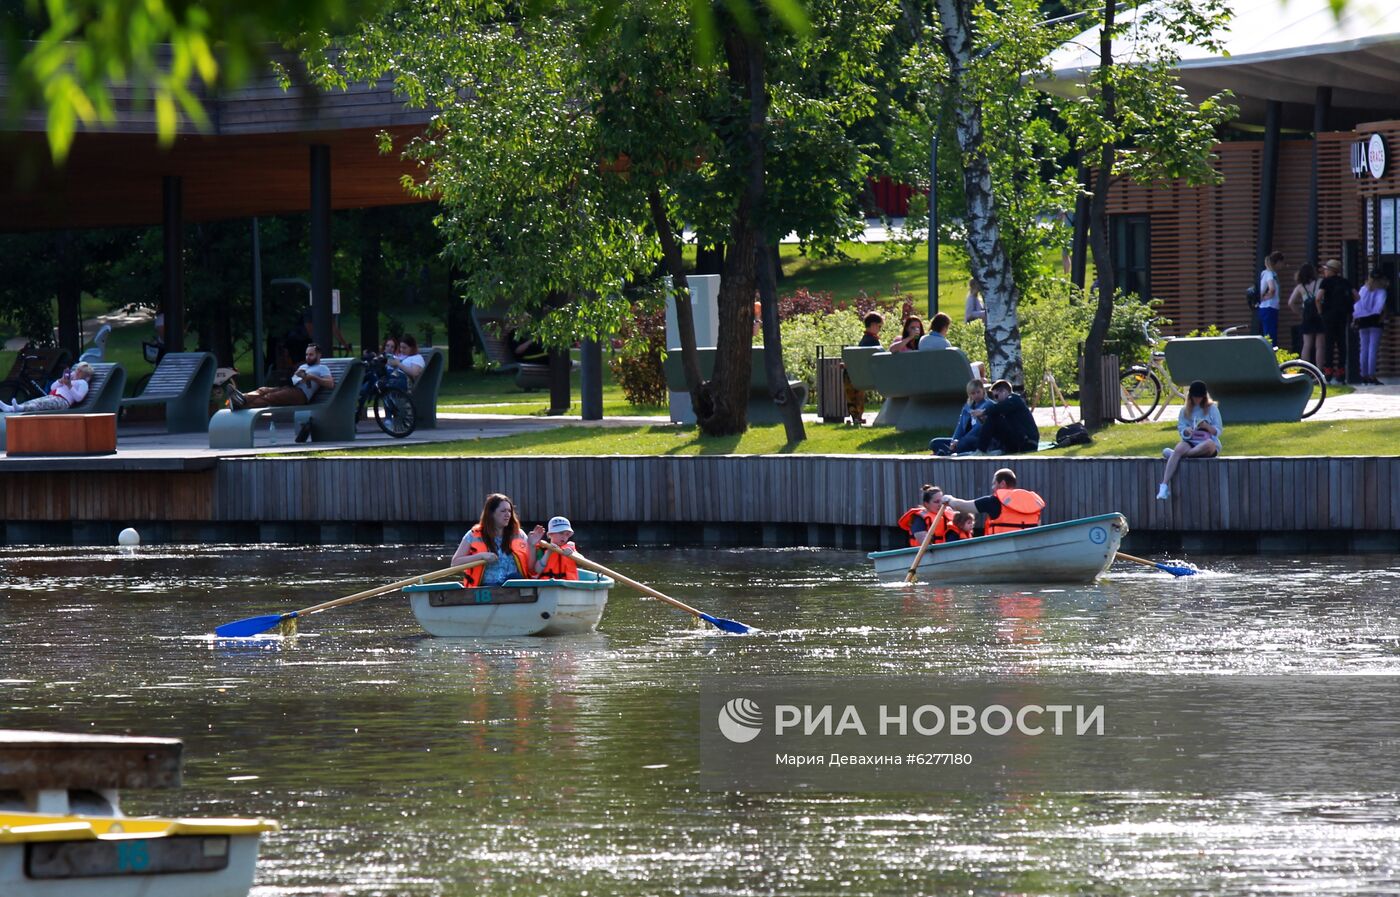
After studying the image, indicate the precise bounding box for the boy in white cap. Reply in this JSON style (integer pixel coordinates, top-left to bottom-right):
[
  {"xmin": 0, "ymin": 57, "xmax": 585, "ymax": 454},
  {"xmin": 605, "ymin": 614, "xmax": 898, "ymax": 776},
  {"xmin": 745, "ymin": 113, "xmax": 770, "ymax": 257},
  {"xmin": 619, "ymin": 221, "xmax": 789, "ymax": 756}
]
[{"xmin": 530, "ymin": 516, "xmax": 580, "ymax": 580}]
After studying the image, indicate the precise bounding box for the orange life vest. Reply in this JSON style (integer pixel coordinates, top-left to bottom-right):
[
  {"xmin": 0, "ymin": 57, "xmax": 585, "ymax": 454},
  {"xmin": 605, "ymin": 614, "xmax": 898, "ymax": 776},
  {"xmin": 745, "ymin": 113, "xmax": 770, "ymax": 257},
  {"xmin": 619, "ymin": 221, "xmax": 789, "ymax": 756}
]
[
  {"xmin": 942, "ymin": 516, "xmax": 973, "ymax": 541},
  {"xmin": 535, "ymin": 541, "xmax": 580, "ymax": 580},
  {"xmin": 931, "ymin": 507, "xmax": 961, "ymax": 542},
  {"xmin": 985, "ymin": 488, "xmax": 1046, "ymax": 535},
  {"xmin": 460, "ymin": 525, "xmax": 532, "ymax": 586},
  {"xmin": 897, "ymin": 506, "xmax": 937, "ymax": 547}
]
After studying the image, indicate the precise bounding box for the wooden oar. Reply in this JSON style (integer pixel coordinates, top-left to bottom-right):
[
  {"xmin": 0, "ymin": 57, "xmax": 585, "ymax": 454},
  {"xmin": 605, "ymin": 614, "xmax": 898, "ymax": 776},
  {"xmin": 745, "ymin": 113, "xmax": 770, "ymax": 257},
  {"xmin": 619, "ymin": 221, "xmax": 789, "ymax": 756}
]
[
  {"xmin": 904, "ymin": 517, "xmax": 939, "ymax": 584},
  {"xmin": 214, "ymin": 559, "xmax": 485, "ymax": 637},
  {"xmin": 1115, "ymin": 551, "xmax": 1198, "ymax": 577},
  {"xmin": 543, "ymin": 543, "xmax": 752, "ymax": 634}
]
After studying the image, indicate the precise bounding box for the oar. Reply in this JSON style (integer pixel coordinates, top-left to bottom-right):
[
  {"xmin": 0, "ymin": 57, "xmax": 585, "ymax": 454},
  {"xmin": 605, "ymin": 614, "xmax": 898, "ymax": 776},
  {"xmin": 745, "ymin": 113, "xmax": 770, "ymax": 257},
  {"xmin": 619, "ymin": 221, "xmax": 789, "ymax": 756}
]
[
  {"xmin": 904, "ymin": 517, "xmax": 939, "ymax": 584},
  {"xmin": 214, "ymin": 559, "xmax": 485, "ymax": 637},
  {"xmin": 1115, "ymin": 551, "xmax": 1198, "ymax": 577},
  {"xmin": 543, "ymin": 543, "xmax": 752, "ymax": 634}
]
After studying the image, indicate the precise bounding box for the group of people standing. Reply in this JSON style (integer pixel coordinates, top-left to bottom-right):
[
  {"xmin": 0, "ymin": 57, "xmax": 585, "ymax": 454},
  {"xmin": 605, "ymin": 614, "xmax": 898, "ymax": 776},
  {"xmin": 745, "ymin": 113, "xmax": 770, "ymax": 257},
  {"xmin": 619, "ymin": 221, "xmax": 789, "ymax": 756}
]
[
  {"xmin": 1261, "ymin": 253, "xmax": 1389, "ymax": 385},
  {"xmin": 451, "ymin": 493, "xmax": 582, "ymax": 586}
]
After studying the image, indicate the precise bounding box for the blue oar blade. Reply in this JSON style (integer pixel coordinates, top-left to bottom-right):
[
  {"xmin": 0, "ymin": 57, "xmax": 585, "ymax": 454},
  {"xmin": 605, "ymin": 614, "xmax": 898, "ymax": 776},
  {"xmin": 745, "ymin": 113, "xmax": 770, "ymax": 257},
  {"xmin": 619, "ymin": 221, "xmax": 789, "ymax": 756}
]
[
  {"xmin": 699, "ymin": 613, "xmax": 753, "ymax": 635},
  {"xmin": 214, "ymin": 613, "xmax": 288, "ymax": 638},
  {"xmin": 1156, "ymin": 562, "xmax": 1198, "ymax": 577}
]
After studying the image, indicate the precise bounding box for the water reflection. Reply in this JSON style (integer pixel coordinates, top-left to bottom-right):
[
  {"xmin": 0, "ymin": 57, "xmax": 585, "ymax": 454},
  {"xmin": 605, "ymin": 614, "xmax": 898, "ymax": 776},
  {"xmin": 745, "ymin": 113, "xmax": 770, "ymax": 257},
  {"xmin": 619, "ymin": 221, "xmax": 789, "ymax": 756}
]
[{"xmin": 2, "ymin": 544, "xmax": 1400, "ymax": 895}]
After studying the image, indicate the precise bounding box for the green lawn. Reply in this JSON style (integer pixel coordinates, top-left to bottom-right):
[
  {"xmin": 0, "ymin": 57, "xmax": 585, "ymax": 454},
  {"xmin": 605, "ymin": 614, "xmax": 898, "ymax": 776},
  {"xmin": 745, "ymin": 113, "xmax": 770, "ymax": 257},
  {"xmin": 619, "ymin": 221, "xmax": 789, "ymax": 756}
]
[{"xmin": 317, "ymin": 417, "xmax": 1400, "ymax": 458}]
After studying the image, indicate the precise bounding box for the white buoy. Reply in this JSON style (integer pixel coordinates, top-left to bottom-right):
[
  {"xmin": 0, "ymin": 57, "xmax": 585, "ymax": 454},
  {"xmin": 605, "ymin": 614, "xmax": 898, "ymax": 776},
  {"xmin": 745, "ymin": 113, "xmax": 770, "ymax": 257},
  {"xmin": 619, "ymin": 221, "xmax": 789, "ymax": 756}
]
[{"xmin": 117, "ymin": 527, "xmax": 140, "ymax": 547}]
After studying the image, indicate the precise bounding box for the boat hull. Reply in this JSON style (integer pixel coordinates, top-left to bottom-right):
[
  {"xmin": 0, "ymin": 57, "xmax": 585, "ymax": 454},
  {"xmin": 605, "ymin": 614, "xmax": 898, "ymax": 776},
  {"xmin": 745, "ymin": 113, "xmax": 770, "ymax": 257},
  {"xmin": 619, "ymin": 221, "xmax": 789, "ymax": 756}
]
[
  {"xmin": 0, "ymin": 813, "xmax": 272, "ymax": 897},
  {"xmin": 869, "ymin": 513, "xmax": 1129, "ymax": 585},
  {"xmin": 405, "ymin": 574, "xmax": 611, "ymax": 637}
]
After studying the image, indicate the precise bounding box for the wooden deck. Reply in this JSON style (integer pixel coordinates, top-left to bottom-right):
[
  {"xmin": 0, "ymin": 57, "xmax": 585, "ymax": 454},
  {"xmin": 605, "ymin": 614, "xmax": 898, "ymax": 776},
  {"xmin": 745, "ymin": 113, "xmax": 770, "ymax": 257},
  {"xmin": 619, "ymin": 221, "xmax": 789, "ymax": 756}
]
[{"xmin": 2, "ymin": 455, "xmax": 1397, "ymax": 551}]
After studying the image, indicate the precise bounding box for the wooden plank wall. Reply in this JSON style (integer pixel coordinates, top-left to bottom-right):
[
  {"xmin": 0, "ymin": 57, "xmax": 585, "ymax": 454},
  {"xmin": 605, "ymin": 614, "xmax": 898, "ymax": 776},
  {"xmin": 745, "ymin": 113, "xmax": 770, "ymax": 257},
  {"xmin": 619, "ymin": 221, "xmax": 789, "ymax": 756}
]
[
  {"xmin": 209, "ymin": 456, "xmax": 1400, "ymax": 533},
  {"xmin": 0, "ymin": 471, "xmax": 214, "ymax": 521}
]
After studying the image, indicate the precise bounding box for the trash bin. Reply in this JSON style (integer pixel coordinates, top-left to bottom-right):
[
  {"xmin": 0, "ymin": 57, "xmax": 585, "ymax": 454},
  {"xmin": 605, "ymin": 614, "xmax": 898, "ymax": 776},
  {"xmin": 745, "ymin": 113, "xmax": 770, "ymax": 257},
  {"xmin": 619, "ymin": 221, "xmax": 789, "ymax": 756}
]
[{"xmin": 816, "ymin": 347, "xmax": 846, "ymax": 422}]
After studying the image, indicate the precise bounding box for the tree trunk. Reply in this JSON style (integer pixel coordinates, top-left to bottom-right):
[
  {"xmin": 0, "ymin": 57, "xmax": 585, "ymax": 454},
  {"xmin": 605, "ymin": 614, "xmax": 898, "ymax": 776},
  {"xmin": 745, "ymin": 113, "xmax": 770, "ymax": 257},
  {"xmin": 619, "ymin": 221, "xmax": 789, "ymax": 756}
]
[
  {"xmin": 934, "ymin": 0, "xmax": 1024, "ymax": 387},
  {"xmin": 1080, "ymin": 2, "xmax": 1117, "ymax": 429},
  {"xmin": 743, "ymin": 33, "xmax": 804, "ymax": 442},
  {"xmin": 447, "ymin": 264, "xmax": 474, "ymax": 371},
  {"xmin": 648, "ymin": 187, "xmax": 714, "ymax": 421}
]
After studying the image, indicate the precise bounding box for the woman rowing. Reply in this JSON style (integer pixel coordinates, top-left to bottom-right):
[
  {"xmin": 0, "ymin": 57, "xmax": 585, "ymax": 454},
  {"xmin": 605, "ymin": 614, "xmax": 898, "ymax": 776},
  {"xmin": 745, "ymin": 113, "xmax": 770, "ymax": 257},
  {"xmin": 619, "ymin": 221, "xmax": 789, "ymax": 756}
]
[
  {"xmin": 897, "ymin": 484, "xmax": 962, "ymax": 546},
  {"xmin": 452, "ymin": 493, "xmax": 536, "ymax": 585}
]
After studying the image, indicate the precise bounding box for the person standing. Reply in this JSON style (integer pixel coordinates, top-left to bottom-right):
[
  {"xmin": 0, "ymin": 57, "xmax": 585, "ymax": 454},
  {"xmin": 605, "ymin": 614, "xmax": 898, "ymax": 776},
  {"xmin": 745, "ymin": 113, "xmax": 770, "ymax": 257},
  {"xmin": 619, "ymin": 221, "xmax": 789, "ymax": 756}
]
[
  {"xmin": 1257, "ymin": 251, "xmax": 1284, "ymax": 347},
  {"xmin": 1318, "ymin": 259, "xmax": 1356, "ymax": 384},
  {"xmin": 1353, "ymin": 268, "xmax": 1389, "ymax": 385},
  {"xmin": 964, "ymin": 278, "xmax": 986, "ymax": 323},
  {"xmin": 1287, "ymin": 263, "xmax": 1325, "ymax": 373},
  {"xmin": 844, "ymin": 312, "xmax": 884, "ymax": 426},
  {"xmin": 1157, "ymin": 380, "xmax": 1221, "ymax": 501}
]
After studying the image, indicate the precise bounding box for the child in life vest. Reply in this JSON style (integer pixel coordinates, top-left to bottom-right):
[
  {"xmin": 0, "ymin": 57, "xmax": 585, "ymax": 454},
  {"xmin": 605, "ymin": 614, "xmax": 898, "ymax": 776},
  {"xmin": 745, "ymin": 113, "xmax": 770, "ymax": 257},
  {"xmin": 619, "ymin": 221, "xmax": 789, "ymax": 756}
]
[
  {"xmin": 944, "ymin": 511, "xmax": 975, "ymax": 541},
  {"xmin": 531, "ymin": 516, "xmax": 580, "ymax": 580}
]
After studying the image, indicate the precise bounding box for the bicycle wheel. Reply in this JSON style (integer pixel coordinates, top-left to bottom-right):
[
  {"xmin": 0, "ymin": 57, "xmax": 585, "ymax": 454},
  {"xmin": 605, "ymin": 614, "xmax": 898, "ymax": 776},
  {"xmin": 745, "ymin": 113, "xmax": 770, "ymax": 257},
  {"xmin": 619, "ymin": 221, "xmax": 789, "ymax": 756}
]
[
  {"xmin": 1279, "ymin": 359, "xmax": 1326, "ymax": 418},
  {"xmin": 1117, "ymin": 364, "xmax": 1161, "ymax": 423},
  {"xmin": 373, "ymin": 387, "xmax": 417, "ymax": 438}
]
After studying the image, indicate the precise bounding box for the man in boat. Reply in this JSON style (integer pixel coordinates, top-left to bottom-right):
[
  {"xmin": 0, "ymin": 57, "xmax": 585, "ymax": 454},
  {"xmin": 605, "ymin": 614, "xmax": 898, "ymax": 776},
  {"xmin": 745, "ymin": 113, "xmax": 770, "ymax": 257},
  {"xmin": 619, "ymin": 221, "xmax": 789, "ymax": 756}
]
[
  {"xmin": 897, "ymin": 484, "xmax": 960, "ymax": 546},
  {"xmin": 940, "ymin": 468, "xmax": 1045, "ymax": 536}
]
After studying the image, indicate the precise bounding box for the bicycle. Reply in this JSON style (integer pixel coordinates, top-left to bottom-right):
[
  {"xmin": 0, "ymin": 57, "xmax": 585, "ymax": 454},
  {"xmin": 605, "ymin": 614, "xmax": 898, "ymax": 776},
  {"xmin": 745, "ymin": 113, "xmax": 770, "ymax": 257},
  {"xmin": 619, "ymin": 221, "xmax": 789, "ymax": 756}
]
[
  {"xmin": 1117, "ymin": 324, "xmax": 1327, "ymax": 422},
  {"xmin": 0, "ymin": 353, "xmax": 53, "ymax": 405},
  {"xmin": 362, "ymin": 357, "xmax": 417, "ymax": 438}
]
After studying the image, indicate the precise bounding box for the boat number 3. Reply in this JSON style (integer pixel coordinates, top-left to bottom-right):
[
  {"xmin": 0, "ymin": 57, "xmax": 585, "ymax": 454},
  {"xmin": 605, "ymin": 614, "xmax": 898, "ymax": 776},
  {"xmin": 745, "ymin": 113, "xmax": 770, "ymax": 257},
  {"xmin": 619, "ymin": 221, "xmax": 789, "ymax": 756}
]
[
  {"xmin": 117, "ymin": 839, "xmax": 151, "ymax": 872},
  {"xmin": 474, "ymin": 588, "xmax": 493, "ymax": 604},
  {"xmin": 1088, "ymin": 527, "xmax": 1107, "ymax": 545}
]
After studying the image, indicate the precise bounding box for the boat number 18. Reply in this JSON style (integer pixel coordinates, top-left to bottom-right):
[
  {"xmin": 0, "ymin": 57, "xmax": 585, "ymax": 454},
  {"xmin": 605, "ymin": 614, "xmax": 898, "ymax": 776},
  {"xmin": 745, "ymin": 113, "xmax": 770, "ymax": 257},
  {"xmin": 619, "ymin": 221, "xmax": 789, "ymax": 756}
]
[
  {"xmin": 116, "ymin": 839, "xmax": 151, "ymax": 872},
  {"xmin": 473, "ymin": 588, "xmax": 493, "ymax": 604}
]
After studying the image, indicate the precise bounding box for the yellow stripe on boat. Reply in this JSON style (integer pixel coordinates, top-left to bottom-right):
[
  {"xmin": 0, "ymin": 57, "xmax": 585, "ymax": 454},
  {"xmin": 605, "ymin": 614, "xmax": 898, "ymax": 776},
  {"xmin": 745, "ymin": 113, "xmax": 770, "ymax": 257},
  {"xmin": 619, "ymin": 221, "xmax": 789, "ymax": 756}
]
[{"xmin": 0, "ymin": 812, "xmax": 278, "ymax": 843}]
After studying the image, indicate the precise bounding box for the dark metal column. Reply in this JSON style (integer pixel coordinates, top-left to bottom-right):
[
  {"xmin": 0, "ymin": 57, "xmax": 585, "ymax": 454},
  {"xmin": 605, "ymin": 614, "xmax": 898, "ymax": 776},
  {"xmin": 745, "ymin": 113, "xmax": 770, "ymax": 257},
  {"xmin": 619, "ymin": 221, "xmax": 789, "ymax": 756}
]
[
  {"xmin": 580, "ymin": 338, "xmax": 603, "ymax": 420},
  {"xmin": 162, "ymin": 175, "xmax": 184, "ymax": 352},
  {"xmin": 1256, "ymin": 100, "xmax": 1283, "ymax": 281},
  {"xmin": 309, "ymin": 145, "xmax": 333, "ymax": 354},
  {"xmin": 1306, "ymin": 87, "xmax": 1332, "ymax": 264},
  {"xmin": 55, "ymin": 231, "xmax": 82, "ymax": 357}
]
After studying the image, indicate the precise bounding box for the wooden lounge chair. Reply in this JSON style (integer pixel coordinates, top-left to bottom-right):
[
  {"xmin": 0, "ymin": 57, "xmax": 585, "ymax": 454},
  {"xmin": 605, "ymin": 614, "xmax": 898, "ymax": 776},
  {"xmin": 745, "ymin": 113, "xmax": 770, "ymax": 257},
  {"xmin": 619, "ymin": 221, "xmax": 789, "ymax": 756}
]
[
  {"xmin": 1163, "ymin": 336, "xmax": 1311, "ymax": 423},
  {"xmin": 868, "ymin": 349, "xmax": 974, "ymax": 431},
  {"xmin": 121, "ymin": 351, "xmax": 217, "ymax": 433},
  {"xmin": 208, "ymin": 358, "xmax": 364, "ymax": 448},
  {"xmin": 662, "ymin": 346, "xmax": 809, "ymax": 424},
  {"xmin": 0, "ymin": 362, "xmax": 127, "ymax": 445}
]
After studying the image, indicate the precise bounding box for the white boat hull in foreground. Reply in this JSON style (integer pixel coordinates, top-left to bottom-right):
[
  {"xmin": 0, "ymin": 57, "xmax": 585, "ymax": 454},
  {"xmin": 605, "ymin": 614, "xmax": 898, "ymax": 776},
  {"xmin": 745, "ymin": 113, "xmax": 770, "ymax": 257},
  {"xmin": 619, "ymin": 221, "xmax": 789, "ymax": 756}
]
[
  {"xmin": 405, "ymin": 572, "xmax": 612, "ymax": 637},
  {"xmin": 869, "ymin": 513, "xmax": 1129, "ymax": 585}
]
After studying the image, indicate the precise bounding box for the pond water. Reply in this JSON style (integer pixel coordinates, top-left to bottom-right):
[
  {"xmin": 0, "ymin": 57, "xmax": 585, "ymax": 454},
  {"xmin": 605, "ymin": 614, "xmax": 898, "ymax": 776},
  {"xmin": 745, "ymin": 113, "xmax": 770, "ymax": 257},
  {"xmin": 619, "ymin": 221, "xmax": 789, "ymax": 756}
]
[{"xmin": 2, "ymin": 544, "xmax": 1399, "ymax": 895}]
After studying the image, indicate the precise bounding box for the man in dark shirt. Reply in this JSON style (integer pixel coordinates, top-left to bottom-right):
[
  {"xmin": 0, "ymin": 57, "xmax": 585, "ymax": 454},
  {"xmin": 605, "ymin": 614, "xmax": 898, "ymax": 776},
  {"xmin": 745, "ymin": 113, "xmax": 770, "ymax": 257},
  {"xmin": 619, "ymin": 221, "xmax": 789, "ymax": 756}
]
[
  {"xmin": 1318, "ymin": 259, "xmax": 1355, "ymax": 384},
  {"xmin": 957, "ymin": 379, "xmax": 1039, "ymax": 454}
]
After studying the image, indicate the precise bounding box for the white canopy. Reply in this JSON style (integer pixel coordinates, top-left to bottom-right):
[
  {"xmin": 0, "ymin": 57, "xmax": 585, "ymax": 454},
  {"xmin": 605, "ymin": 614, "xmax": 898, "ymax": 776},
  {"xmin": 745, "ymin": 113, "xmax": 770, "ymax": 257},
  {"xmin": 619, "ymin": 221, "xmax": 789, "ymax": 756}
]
[{"xmin": 1042, "ymin": 0, "xmax": 1400, "ymax": 126}]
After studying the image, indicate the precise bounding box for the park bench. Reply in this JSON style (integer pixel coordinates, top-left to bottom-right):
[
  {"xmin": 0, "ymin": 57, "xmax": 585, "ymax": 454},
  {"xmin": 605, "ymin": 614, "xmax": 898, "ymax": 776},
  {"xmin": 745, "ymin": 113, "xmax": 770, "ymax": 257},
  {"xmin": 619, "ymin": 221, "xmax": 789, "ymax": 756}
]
[
  {"xmin": 663, "ymin": 346, "xmax": 809, "ymax": 424},
  {"xmin": 1163, "ymin": 335, "xmax": 1312, "ymax": 423},
  {"xmin": 868, "ymin": 348, "xmax": 974, "ymax": 431},
  {"xmin": 410, "ymin": 347, "xmax": 445, "ymax": 429},
  {"xmin": 121, "ymin": 351, "xmax": 217, "ymax": 433},
  {"xmin": 841, "ymin": 346, "xmax": 881, "ymax": 393},
  {"xmin": 208, "ymin": 357, "xmax": 364, "ymax": 448},
  {"xmin": 0, "ymin": 362, "xmax": 126, "ymax": 446}
]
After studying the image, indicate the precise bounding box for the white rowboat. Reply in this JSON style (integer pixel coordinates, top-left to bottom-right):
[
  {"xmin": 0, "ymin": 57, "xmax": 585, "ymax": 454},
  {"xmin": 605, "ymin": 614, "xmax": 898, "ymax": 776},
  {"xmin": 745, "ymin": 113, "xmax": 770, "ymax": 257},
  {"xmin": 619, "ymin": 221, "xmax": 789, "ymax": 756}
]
[
  {"xmin": 869, "ymin": 513, "xmax": 1129, "ymax": 585},
  {"xmin": 404, "ymin": 571, "xmax": 612, "ymax": 637}
]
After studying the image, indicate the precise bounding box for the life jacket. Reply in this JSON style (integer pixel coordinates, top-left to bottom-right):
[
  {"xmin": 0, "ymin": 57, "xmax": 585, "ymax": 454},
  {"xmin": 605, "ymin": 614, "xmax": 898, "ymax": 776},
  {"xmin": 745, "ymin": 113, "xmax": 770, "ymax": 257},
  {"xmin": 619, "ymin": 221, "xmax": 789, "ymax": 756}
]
[
  {"xmin": 985, "ymin": 488, "xmax": 1046, "ymax": 536},
  {"xmin": 931, "ymin": 507, "xmax": 960, "ymax": 542},
  {"xmin": 535, "ymin": 541, "xmax": 580, "ymax": 580},
  {"xmin": 941, "ymin": 515, "xmax": 973, "ymax": 542},
  {"xmin": 897, "ymin": 506, "xmax": 936, "ymax": 547},
  {"xmin": 460, "ymin": 524, "xmax": 532, "ymax": 586}
]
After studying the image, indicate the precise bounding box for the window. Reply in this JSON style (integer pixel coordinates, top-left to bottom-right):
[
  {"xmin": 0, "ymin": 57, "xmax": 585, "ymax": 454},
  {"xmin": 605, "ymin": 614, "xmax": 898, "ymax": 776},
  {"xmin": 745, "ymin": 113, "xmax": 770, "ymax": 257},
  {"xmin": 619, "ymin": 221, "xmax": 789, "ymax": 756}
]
[{"xmin": 1111, "ymin": 215, "xmax": 1151, "ymax": 301}]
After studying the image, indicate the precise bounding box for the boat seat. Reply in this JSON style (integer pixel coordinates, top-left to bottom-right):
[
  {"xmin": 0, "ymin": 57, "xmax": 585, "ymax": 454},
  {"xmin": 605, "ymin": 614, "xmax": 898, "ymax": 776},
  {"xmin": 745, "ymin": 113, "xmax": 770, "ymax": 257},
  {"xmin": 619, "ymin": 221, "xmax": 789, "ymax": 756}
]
[{"xmin": 208, "ymin": 358, "xmax": 364, "ymax": 448}]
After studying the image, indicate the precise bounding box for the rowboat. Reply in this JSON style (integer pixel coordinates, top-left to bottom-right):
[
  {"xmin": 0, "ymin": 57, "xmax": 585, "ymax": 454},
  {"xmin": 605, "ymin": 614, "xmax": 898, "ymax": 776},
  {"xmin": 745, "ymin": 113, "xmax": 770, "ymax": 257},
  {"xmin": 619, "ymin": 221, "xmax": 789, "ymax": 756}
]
[
  {"xmin": 403, "ymin": 570, "xmax": 613, "ymax": 637},
  {"xmin": 0, "ymin": 731, "xmax": 277, "ymax": 897},
  {"xmin": 868, "ymin": 512, "xmax": 1129, "ymax": 585}
]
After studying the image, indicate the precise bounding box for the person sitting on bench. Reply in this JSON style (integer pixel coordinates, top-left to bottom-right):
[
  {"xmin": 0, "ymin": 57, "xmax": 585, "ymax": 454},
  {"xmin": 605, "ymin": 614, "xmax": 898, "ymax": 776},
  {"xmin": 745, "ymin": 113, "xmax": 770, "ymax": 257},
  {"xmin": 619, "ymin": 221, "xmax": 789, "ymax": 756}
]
[
  {"xmin": 0, "ymin": 362, "xmax": 93, "ymax": 413},
  {"xmin": 227, "ymin": 344, "xmax": 333, "ymax": 410}
]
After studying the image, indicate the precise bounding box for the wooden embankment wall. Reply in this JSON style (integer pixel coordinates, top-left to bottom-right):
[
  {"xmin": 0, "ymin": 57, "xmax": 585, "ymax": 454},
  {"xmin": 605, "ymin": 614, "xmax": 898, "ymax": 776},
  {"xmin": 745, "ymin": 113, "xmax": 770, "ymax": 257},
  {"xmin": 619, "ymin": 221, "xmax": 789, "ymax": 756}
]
[{"xmin": 3, "ymin": 456, "xmax": 1398, "ymax": 553}]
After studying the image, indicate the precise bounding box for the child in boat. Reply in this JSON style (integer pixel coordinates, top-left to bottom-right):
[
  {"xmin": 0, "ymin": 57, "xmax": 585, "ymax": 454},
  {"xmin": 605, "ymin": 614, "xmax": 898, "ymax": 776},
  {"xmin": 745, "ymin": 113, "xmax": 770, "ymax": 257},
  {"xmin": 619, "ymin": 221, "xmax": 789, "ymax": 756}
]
[
  {"xmin": 531, "ymin": 516, "xmax": 580, "ymax": 580},
  {"xmin": 944, "ymin": 511, "xmax": 975, "ymax": 541}
]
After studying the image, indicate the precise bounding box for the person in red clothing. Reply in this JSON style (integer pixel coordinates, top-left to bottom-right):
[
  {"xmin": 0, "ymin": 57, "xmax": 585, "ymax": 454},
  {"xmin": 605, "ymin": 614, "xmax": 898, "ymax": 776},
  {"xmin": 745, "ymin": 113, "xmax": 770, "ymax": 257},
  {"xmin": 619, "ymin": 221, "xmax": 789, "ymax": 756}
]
[{"xmin": 532, "ymin": 516, "xmax": 580, "ymax": 580}]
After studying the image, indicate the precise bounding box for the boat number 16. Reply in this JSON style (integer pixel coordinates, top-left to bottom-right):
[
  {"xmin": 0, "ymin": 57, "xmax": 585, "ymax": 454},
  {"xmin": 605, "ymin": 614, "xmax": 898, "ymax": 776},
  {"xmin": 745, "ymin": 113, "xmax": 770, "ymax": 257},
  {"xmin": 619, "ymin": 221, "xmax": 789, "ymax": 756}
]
[{"xmin": 116, "ymin": 839, "xmax": 151, "ymax": 872}]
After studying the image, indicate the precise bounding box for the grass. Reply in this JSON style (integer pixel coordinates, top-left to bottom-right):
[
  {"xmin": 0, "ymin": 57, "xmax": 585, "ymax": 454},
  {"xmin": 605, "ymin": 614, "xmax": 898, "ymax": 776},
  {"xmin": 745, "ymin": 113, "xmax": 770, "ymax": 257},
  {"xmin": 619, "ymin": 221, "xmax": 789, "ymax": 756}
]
[{"xmin": 316, "ymin": 416, "xmax": 1400, "ymax": 458}]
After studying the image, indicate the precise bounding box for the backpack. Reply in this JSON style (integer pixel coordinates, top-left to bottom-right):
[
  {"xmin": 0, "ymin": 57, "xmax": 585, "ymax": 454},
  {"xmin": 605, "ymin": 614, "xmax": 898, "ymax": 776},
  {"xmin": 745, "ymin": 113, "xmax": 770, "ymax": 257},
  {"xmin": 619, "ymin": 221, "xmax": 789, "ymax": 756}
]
[{"xmin": 1054, "ymin": 422, "xmax": 1092, "ymax": 448}]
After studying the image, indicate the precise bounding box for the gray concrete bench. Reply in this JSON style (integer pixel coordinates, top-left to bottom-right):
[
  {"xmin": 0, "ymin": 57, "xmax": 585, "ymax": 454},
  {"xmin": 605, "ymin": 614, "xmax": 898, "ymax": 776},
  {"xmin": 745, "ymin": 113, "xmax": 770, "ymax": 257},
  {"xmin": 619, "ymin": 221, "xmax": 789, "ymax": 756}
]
[
  {"xmin": 0, "ymin": 362, "xmax": 126, "ymax": 445},
  {"xmin": 841, "ymin": 346, "xmax": 881, "ymax": 392},
  {"xmin": 409, "ymin": 348, "xmax": 445, "ymax": 429},
  {"xmin": 1163, "ymin": 336, "xmax": 1311, "ymax": 423},
  {"xmin": 868, "ymin": 348, "xmax": 974, "ymax": 431},
  {"xmin": 208, "ymin": 358, "xmax": 364, "ymax": 448},
  {"xmin": 663, "ymin": 346, "xmax": 808, "ymax": 424},
  {"xmin": 121, "ymin": 351, "xmax": 216, "ymax": 433}
]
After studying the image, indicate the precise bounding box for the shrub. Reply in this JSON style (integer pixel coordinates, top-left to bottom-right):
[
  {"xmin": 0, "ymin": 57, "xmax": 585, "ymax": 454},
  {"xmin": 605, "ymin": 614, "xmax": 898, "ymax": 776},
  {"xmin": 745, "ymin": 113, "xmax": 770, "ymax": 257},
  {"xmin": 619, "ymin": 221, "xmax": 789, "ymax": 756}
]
[
  {"xmin": 772, "ymin": 307, "xmax": 869, "ymax": 390},
  {"xmin": 608, "ymin": 304, "xmax": 667, "ymax": 407}
]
